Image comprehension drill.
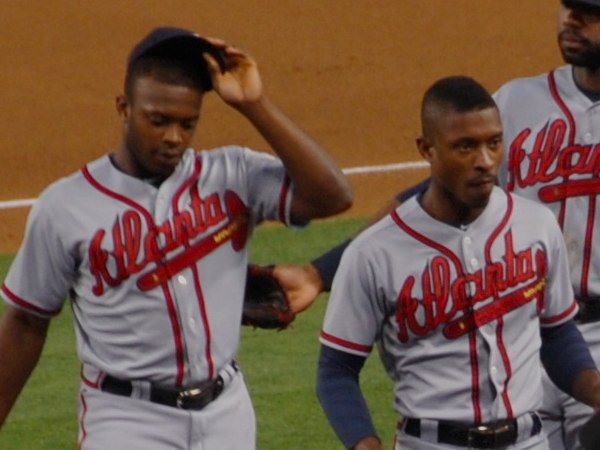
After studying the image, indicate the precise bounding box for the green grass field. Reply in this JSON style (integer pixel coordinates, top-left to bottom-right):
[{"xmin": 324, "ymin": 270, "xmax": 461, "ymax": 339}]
[{"xmin": 0, "ymin": 218, "xmax": 397, "ymax": 450}]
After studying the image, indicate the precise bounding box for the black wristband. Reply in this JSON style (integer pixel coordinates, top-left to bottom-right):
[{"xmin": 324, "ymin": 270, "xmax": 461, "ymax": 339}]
[{"xmin": 311, "ymin": 239, "xmax": 352, "ymax": 292}]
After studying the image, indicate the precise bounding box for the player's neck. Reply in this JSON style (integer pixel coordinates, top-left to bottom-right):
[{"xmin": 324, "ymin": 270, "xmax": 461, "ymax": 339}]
[
  {"xmin": 419, "ymin": 187, "xmax": 482, "ymax": 228},
  {"xmin": 109, "ymin": 152, "xmax": 166, "ymax": 187}
]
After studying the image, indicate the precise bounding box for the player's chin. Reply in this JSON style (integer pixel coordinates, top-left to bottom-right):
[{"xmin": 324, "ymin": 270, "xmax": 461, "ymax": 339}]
[
  {"xmin": 154, "ymin": 155, "xmax": 183, "ymax": 175},
  {"xmin": 465, "ymin": 183, "xmax": 494, "ymax": 207}
]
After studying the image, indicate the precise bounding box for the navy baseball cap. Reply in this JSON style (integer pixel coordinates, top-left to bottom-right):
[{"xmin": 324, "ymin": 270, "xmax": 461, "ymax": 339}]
[
  {"xmin": 127, "ymin": 26, "xmax": 226, "ymax": 91},
  {"xmin": 563, "ymin": 0, "xmax": 600, "ymax": 8}
]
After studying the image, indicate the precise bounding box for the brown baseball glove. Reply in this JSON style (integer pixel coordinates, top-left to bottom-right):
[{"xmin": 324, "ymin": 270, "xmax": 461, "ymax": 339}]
[{"xmin": 242, "ymin": 264, "xmax": 295, "ymax": 330}]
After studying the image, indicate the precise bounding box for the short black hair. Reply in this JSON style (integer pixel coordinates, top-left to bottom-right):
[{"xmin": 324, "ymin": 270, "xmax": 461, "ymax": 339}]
[
  {"xmin": 124, "ymin": 40, "xmax": 212, "ymax": 98},
  {"xmin": 421, "ymin": 76, "xmax": 497, "ymax": 137}
]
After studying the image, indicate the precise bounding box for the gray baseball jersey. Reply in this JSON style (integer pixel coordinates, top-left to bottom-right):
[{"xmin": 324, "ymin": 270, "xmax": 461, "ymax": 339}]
[
  {"xmin": 495, "ymin": 65, "xmax": 600, "ymax": 300},
  {"xmin": 494, "ymin": 64, "xmax": 600, "ymax": 449},
  {"xmin": 1, "ymin": 146, "xmax": 295, "ymax": 388},
  {"xmin": 320, "ymin": 187, "xmax": 577, "ymax": 423}
]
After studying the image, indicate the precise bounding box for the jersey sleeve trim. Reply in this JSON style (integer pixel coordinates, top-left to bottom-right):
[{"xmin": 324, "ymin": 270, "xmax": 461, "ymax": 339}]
[
  {"xmin": 540, "ymin": 299, "xmax": 578, "ymax": 326},
  {"xmin": 1, "ymin": 284, "xmax": 62, "ymax": 317},
  {"xmin": 319, "ymin": 330, "xmax": 373, "ymax": 355}
]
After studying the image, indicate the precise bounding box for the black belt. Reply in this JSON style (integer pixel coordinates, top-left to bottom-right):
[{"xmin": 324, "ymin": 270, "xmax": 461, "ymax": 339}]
[
  {"xmin": 402, "ymin": 413, "xmax": 542, "ymax": 449},
  {"xmin": 575, "ymin": 297, "xmax": 600, "ymax": 324},
  {"xmin": 100, "ymin": 364, "xmax": 237, "ymax": 410}
]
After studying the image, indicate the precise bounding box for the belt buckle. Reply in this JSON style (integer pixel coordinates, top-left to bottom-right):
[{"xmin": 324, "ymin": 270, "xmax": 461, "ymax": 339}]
[
  {"xmin": 467, "ymin": 423, "xmax": 515, "ymax": 449},
  {"xmin": 176, "ymin": 387, "xmax": 206, "ymax": 409}
]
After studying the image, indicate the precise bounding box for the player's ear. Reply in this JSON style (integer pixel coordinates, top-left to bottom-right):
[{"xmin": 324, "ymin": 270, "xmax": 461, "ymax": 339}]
[
  {"xmin": 417, "ymin": 136, "xmax": 434, "ymax": 162},
  {"xmin": 115, "ymin": 94, "xmax": 129, "ymax": 119}
]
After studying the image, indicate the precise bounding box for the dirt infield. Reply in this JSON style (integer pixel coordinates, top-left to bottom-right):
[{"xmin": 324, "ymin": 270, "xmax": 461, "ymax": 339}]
[{"xmin": 0, "ymin": 1, "xmax": 561, "ymax": 252}]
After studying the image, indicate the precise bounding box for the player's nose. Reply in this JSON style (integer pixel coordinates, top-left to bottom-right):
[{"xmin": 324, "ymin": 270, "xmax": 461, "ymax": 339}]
[
  {"xmin": 473, "ymin": 147, "xmax": 496, "ymax": 171},
  {"xmin": 163, "ymin": 124, "xmax": 184, "ymax": 146}
]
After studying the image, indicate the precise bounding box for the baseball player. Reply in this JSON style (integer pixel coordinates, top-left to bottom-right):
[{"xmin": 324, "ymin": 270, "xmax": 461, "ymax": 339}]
[
  {"xmin": 0, "ymin": 27, "xmax": 352, "ymax": 449},
  {"xmin": 316, "ymin": 76, "xmax": 600, "ymax": 450}
]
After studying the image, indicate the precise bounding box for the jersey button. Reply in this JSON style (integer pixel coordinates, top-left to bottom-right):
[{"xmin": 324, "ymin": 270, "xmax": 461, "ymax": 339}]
[
  {"xmin": 470, "ymin": 258, "xmax": 479, "ymax": 268},
  {"xmin": 177, "ymin": 275, "xmax": 187, "ymax": 285}
]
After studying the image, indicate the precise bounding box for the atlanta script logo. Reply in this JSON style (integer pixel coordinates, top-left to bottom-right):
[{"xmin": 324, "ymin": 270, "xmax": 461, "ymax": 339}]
[
  {"xmin": 395, "ymin": 231, "xmax": 547, "ymax": 342},
  {"xmin": 507, "ymin": 118, "xmax": 600, "ymax": 200},
  {"xmin": 88, "ymin": 190, "xmax": 249, "ymax": 295}
]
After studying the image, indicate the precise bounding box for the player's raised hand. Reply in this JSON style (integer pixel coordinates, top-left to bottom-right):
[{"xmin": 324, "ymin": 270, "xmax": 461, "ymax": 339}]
[{"xmin": 203, "ymin": 38, "xmax": 263, "ymax": 106}]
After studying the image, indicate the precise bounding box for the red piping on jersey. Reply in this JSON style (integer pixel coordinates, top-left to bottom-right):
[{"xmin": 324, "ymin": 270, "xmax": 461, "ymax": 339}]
[
  {"xmin": 390, "ymin": 210, "xmax": 482, "ymax": 424},
  {"xmin": 80, "ymin": 365, "xmax": 103, "ymax": 389},
  {"xmin": 170, "ymin": 157, "xmax": 216, "ymax": 380},
  {"xmin": 161, "ymin": 284, "xmax": 186, "ymax": 387},
  {"xmin": 189, "ymin": 184, "xmax": 215, "ymax": 379},
  {"xmin": 0, "ymin": 284, "xmax": 61, "ymax": 317},
  {"xmin": 548, "ymin": 71, "xmax": 575, "ymax": 229},
  {"xmin": 320, "ymin": 330, "xmax": 373, "ymax": 354},
  {"xmin": 581, "ymin": 200, "xmax": 596, "ymax": 296},
  {"xmin": 484, "ymin": 193, "xmax": 514, "ymax": 418},
  {"xmin": 77, "ymin": 392, "xmax": 89, "ymax": 450},
  {"xmin": 547, "ymin": 71, "xmax": 595, "ymax": 298},
  {"xmin": 495, "ymin": 317, "xmax": 513, "ymax": 416},
  {"xmin": 170, "ymin": 158, "xmax": 205, "ymax": 384},
  {"xmin": 190, "ymin": 261, "xmax": 214, "ymax": 379},
  {"xmin": 81, "ymin": 164, "xmax": 187, "ymax": 387},
  {"xmin": 548, "ymin": 71, "xmax": 577, "ymax": 146},
  {"xmin": 278, "ymin": 175, "xmax": 291, "ymax": 223}
]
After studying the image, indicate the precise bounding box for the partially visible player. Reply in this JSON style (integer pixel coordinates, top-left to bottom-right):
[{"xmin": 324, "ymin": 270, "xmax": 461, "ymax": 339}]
[
  {"xmin": 317, "ymin": 75, "xmax": 600, "ymax": 450},
  {"xmin": 493, "ymin": 1, "xmax": 600, "ymax": 447},
  {"xmin": 0, "ymin": 26, "xmax": 352, "ymax": 448}
]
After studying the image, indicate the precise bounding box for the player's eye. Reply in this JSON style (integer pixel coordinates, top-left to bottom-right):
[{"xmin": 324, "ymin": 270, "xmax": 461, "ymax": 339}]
[
  {"xmin": 454, "ymin": 141, "xmax": 474, "ymax": 153},
  {"xmin": 488, "ymin": 137, "xmax": 502, "ymax": 150},
  {"xmin": 181, "ymin": 120, "xmax": 198, "ymax": 131},
  {"xmin": 148, "ymin": 114, "xmax": 169, "ymax": 127}
]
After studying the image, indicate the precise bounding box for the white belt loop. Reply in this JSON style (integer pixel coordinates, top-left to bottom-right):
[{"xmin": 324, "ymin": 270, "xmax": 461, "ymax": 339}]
[
  {"xmin": 217, "ymin": 361, "xmax": 239, "ymax": 386},
  {"xmin": 516, "ymin": 412, "xmax": 539, "ymax": 442},
  {"xmin": 130, "ymin": 379, "xmax": 152, "ymax": 400},
  {"xmin": 417, "ymin": 418, "xmax": 439, "ymax": 444}
]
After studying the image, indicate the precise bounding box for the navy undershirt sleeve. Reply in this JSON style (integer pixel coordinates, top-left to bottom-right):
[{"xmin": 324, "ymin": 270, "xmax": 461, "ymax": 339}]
[
  {"xmin": 310, "ymin": 239, "xmax": 351, "ymax": 291},
  {"xmin": 316, "ymin": 345, "xmax": 379, "ymax": 449},
  {"xmin": 540, "ymin": 320, "xmax": 596, "ymax": 396}
]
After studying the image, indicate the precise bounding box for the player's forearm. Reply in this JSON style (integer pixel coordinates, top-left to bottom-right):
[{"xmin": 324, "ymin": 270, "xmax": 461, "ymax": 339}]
[
  {"xmin": 540, "ymin": 320, "xmax": 597, "ymax": 398},
  {"xmin": 237, "ymin": 96, "xmax": 352, "ymax": 219},
  {"xmin": 316, "ymin": 345, "xmax": 378, "ymax": 449},
  {"xmin": 0, "ymin": 307, "xmax": 49, "ymax": 428}
]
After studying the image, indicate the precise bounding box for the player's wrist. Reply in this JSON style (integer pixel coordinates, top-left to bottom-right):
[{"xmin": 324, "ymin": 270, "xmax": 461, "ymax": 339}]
[
  {"xmin": 305, "ymin": 263, "xmax": 325, "ymax": 294},
  {"xmin": 311, "ymin": 239, "xmax": 352, "ymax": 292}
]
